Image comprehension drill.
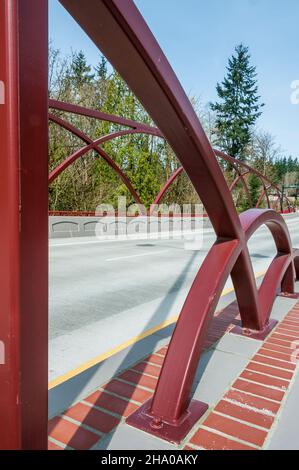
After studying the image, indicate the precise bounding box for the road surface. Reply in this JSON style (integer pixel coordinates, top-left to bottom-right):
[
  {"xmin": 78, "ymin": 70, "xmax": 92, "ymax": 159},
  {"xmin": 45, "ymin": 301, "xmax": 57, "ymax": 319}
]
[{"xmin": 49, "ymin": 213, "xmax": 299, "ymax": 381}]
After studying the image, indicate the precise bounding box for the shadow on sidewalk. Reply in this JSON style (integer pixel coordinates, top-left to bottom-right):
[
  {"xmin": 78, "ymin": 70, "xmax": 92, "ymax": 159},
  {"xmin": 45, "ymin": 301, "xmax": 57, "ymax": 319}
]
[{"xmin": 48, "ymin": 254, "xmax": 240, "ymax": 450}]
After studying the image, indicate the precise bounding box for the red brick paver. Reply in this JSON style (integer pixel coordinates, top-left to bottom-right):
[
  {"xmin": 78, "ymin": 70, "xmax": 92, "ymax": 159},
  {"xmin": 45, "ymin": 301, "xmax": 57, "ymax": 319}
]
[
  {"xmin": 48, "ymin": 300, "xmax": 299, "ymax": 450},
  {"xmin": 184, "ymin": 301, "xmax": 299, "ymax": 450}
]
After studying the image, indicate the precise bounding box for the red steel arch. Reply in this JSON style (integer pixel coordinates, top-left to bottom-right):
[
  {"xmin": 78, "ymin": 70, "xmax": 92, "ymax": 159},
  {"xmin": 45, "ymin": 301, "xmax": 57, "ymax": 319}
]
[
  {"xmin": 1, "ymin": 0, "xmax": 298, "ymax": 450},
  {"xmin": 229, "ymin": 169, "xmax": 250, "ymax": 192},
  {"xmin": 151, "ymin": 151, "xmax": 292, "ymax": 211},
  {"xmin": 49, "ymin": 113, "xmax": 144, "ymax": 207},
  {"xmin": 49, "ymin": 105, "xmax": 292, "ymax": 213},
  {"xmin": 58, "ymin": 0, "xmax": 299, "ymax": 443}
]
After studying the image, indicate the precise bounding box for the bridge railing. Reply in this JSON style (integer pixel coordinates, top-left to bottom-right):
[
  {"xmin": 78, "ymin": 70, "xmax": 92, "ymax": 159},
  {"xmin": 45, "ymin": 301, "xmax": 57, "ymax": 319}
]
[
  {"xmin": 57, "ymin": 0, "xmax": 299, "ymax": 444},
  {"xmin": 49, "ymin": 99, "xmax": 294, "ymax": 215},
  {"xmin": 1, "ymin": 0, "xmax": 298, "ymax": 450}
]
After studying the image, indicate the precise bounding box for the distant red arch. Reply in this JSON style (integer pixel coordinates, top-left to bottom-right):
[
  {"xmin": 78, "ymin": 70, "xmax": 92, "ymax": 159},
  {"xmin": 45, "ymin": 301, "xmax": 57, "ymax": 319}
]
[{"xmin": 49, "ymin": 101, "xmax": 293, "ymax": 213}]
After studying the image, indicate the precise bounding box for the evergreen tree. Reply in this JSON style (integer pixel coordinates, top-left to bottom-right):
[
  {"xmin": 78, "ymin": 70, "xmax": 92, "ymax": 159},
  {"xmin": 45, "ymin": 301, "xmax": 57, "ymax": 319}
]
[
  {"xmin": 248, "ymin": 173, "xmax": 261, "ymax": 206},
  {"xmin": 210, "ymin": 44, "xmax": 264, "ymax": 161},
  {"xmin": 274, "ymin": 156, "xmax": 289, "ymax": 182},
  {"xmin": 95, "ymin": 55, "xmax": 108, "ymax": 80},
  {"xmin": 70, "ymin": 50, "xmax": 94, "ymax": 86}
]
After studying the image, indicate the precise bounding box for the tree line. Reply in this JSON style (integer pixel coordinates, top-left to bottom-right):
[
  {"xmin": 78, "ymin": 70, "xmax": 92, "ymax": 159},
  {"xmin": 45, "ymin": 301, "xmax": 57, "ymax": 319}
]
[{"xmin": 49, "ymin": 44, "xmax": 299, "ymax": 212}]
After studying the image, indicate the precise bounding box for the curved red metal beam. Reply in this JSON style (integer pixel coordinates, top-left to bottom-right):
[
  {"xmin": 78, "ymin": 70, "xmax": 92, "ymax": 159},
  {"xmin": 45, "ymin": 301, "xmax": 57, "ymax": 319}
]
[
  {"xmin": 49, "ymin": 122, "xmax": 161, "ymax": 184},
  {"xmin": 49, "ymin": 109, "xmax": 293, "ymax": 213},
  {"xmin": 240, "ymin": 209, "xmax": 294, "ymax": 322},
  {"xmin": 153, "ymin": 152, "xmax": 292, "ymax": 212},
  {"xmin": 59, "ymin": 0, "xmax": 298, "ymax": 443},
  {"xmin": 255, "ymin": 179, "xmax": 272, "ymax": 209},
  {"xmin": 151, "ymin": 158, "xmax": 252, "ymax": 210},
  {"xmin": 226, "ymin": 161, "xmax": 252, "ymax": 206},
  {"xmin": 49, "ymin": 112, "xmax": 98, "ymax": 145},
  {"xmin": 264, "ymin": 183, "xmax": 271, "ymax": 208},
  {"xmin": 215, "ymin": 149, "xmax": 294, "ymax": 210},
  {"xmin": 152, "ymin": 160, "xmax": 252, "ymax": 210},
  {"xmin": 229, "ymin": 170, "xmax": 250, "ymax": 192},
  {"xmin": 263, "ymin": 182, "xmax": 271, "ymax": 209},
  {"xmin": 49, "ymin": 98, "xmax": 163, "ymax": 136},
  {"xmin": 256, "ymin": 184, "xmax": 272, "ymax": 208},
  {"xmin": 229, "ymin": 170, "xmax": 252, "ymax": 207},
  {"xmin": 60, "ymin": 4, "xmax": 244, "ymax": 240},
  {"xmin": 49, "ymin": 100, "xmax": 294, "ymax": 213},
  {"xmin": 49, "ymin": 113, "xmax": 143, "ymax": 206},
  {"xmin": 241, "ymin": 209, "xmax": 292, "ymax": 254},
  {"xmin": 257, "ymin": 183, "xmax": 294, "ymax": 212},
  {"xmin": 151, "ymin": 238, "xmax": 242, "ymax": 421},
  {"xmin": 49, "ymin": 102, "xmax": 291, "ymax": 212},
  {"xmin": 149, "ymin": 209, "xmax": 295, "ymax": 423},
  {"xmin": 150, "ymin": 166, "xmax": 183, "ymax": 212}
]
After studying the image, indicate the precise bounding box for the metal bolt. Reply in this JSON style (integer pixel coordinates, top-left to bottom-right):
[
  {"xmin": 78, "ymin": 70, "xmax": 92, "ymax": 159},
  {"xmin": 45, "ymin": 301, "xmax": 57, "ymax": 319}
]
[{"xmin": 150, "ymin": 418, "xmax": 163, "ymax": 429}]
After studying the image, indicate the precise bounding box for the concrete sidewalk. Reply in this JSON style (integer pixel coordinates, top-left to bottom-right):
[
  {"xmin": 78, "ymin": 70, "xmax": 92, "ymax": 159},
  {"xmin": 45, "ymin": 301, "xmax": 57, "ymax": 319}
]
[{"xmin": 48, "ymin": 292, "xmax": 299, "ymax": 450}]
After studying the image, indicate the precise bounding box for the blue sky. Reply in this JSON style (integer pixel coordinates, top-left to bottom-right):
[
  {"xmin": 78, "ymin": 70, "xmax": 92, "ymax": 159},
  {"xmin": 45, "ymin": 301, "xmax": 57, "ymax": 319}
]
[{"xmin": 49, "ymin": 0, "xmax": 299, "ymax": 157}]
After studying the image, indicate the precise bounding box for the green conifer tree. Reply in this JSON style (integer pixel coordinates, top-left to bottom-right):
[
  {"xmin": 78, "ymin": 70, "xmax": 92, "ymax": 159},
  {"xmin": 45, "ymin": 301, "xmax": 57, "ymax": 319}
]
[
  {"xmin": 211, "ymin": 44, "xmax": 264, "ymax": 161},
  {"xmin": 70, "ymin": 50, "xmax": 94, "ymax": 86},
  {"xmin": 95, "ymin": 55, "xmax": 108, "ymax": 80}
]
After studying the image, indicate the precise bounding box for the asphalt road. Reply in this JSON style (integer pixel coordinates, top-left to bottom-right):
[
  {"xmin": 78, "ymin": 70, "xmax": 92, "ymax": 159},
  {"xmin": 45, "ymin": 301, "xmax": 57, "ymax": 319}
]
[{"xmin": 49, "ymin": 213, "xmax": 299, "ymax": 379}]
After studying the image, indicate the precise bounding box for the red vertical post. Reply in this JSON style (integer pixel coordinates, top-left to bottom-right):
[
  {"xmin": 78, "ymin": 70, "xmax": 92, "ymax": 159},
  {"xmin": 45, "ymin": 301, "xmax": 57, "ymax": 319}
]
[{"xmin": 0, "ymin": 0, "xmax": 48, "ymax": 449}]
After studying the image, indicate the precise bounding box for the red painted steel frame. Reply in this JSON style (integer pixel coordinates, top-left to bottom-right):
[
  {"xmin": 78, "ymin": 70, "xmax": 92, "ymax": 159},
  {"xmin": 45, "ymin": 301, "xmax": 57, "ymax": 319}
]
[
  {"xmin": 49, "ymin": 98, "xmax": 162, "ymax": 133},
  {"xmin": 59, "ymin": 0, "xmax": 299, "ymax": 443},
  {"xmin": 0, "ymin": 0, "xmax": 48, "ymax": 449},
  {"xmin": 0, "ymin": 0, "xmax": 296, "ymax": 449},
  {"xmin": 48, "ymin": 102, "xmax": 292, "ymax": 212},
  {"xmin": 48, "ymin": 113, "xmax": 145, "ymax": 207}
]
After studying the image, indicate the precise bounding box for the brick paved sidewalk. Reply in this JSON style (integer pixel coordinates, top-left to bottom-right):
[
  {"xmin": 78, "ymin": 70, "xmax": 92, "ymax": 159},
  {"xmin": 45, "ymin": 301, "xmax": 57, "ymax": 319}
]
[{"xmin": 48, "ymin": 300, "xmax": 299, "ymax": 450}]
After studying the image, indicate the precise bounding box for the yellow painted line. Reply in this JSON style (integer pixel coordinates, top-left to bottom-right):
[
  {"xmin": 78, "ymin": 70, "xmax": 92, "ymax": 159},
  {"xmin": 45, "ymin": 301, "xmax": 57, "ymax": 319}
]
[
  {"xmin": 48, "ymin": 269, "xmax": 266, "ymax": 390},
  {"xmin": 48, "ymin": 314, "xmax": 178, "ymax": 389}
]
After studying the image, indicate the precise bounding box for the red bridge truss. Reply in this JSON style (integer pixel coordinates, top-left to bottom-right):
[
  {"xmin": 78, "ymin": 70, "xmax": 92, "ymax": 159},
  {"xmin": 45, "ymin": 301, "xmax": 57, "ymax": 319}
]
[
  {"xmin": 49, "ymin": 99, "xmax": 293, "ymax": 214},
  {"xmin": 0, "ymin": 0, "xmax": 298, "ymax": 449}
]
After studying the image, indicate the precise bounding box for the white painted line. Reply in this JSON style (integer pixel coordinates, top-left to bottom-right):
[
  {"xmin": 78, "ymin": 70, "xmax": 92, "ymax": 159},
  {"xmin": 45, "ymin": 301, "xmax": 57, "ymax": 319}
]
[
  {"xmin": 50, "ymin": 229, "xmax": 212, "ymax": 247},
  {"xmin": 51, "ymin": 239, "xmax": 114, "ymax": 247},
  {"xmin": 106, "ymin": 249, "xmax": 169, "ymax": 261},
  {"xmin": 50, "ymin": 237, "xmax": 157, "ymax": 247}
]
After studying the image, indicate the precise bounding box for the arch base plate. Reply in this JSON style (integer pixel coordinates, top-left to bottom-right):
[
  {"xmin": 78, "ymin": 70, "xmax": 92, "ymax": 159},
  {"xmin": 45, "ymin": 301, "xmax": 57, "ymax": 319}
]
[
  {"xmin": 278, "ymin": 292, "xmax": 299, "ymax": 299},
  {"xmin": 230, "ymin": 319, "xmax": 278, "ymax": 341},
  {"xmin": 126, "ymin": 398, "xmax": 208, "ymax": 445}
]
